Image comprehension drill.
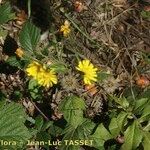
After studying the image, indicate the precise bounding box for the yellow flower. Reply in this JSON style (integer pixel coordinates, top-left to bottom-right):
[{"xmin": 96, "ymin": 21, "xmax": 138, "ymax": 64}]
[
  {"xmin": 60, "ymin": 20, "xmax": 71, "ymax": 37},
  {"xmin": 37, "ymin": 69, "xmax": 57, "ymax": 88},
  {"xmin": 15, "ymin": 48, "xmax": 24, "ymax": 58},
  {"xmin": 26, "ymin": 61, "xmax": 57, "ymax": 88},
  {"xmin": 26, "ymin": 61, "xmax": 43, "ymax": 78},
  {"xmin": 76, "ymin": 59, "xmax": 98, "ymax": 85}
]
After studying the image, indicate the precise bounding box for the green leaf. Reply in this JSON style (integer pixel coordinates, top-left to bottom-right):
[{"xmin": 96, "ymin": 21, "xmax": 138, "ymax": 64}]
[
  {"xmin": 90, "ymin": 123, "xmax": 112, "ymax": 149},
  {"xmin": 134, "ymin": 98, "xmax": 149, "ymax": 114},
  {"xmin": 97, "ymin": 71, "xmax": 110, "ymax": 82},
  {"xmin": 91, "ymin": 123, "xmax": 112, "ymax": 141},
  {"xmin": 35, "ymin": 115, "xmax": 44, "ymax": 131},
  {"xmin": 141, "ymin": 11, "xmax": 150, "ymax": 20},
  {"xmin": 139, "ymin": 105, "xmax": 150, "ymax": 123},
  {"xmin": 109, "ymin": 118, "xmax": 120, "ymax": 137},
  {"xmin": 0, "ymin": 2, "xmax": 15, "ymax": 24},
  {"xmin": 61, "ymin": 119, "xmax": 95, "ymax": 150},
  {"xmin": 109, "ymin": 96, "xmax": 129, "ymax": 109},
  {"xmin": 0, "ymin": 102, "xmax": 31, "ymax": 149},
  {"xmin": 41, "ymin": 121, "xmax": 53, "ymax": 131},
  {"xmin": 0, "ymin": 26, "xmax": 8, "ymax": 38},
  {"xmin": 109, "ymin": 112, "xmax": 128, "ymax": 137},
  {"xmin": 26, "ymin": 116, "xmax": 35, "ymax": 124},
  {"xmin": 138, "ymin": 89, "xmax": 150, "ymax": 99},
  {"xmin": 142, "ymin": 131, "xmax": 150, "ymax": 150},
  {"xmin": 59, "ymin": 95, "xmax": 86, "ymax": 127},
  {"xmin": 19, "ymin": 21, "xmax": 40, "ymax": 52},
  {"xmin": 50, "ymin": 63, "xmax": 68, "ymax": 73},
  {"xmin": 28, "ymin": 79, "xmax": 42, "ymax": 100},
  {"xmin": 143, "ymin": 121, "xmax": 150, "ymax": 132},
  {"xmin": 0, "ymin": 99, "xmax": 6, "ymax": 109},
  {"xmin": 121, "ymin": 121, "xmax": 143, "ymax": 150},
  {"xmin": 6, "ymin": 56, "xmax": 22, "ymax": 69},
  {"xmin": 117, "ymin": 111, "xmax": 128, "ymax": 132},
  {"xmin": 49, "ymin": 124, "xmax": 64, "ymax": 137},
  {"xmin": 36, "ymin": 131, "xmax": 51, "ymax": 149}
]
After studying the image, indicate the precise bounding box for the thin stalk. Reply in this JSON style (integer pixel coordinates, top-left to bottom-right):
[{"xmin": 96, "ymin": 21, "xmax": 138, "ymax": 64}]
[
  {"xmin": 30, "ymin": 100, "xmax": 49, "ymax": 121},
  {"xmin": 27, "ymin": 0, "xmax": 31, "ymax": 18}
]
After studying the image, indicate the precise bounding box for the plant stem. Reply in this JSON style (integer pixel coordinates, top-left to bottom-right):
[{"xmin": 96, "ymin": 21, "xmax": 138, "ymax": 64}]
[
  {"xmin": 27, "ymin": 0, "xmax": 31, "ymax": 18},
  {"xmin": 30, "ymin": 100, "xmax": 49, "ymax": 121}
]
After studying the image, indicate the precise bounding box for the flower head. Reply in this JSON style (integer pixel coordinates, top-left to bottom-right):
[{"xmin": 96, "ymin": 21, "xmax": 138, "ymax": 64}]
[
  {"xmin": 26, "ymin": 61, "xmax": 43, "ymax": 78},
  {"xmin": 76, "ymin": 59, "xmax": 98, "ymax": 85},
  {"xmin": 37, "ymin": 69, "xmax": 57, "ymax": 88},
  {"xmin": 26, "ymin": 61, "xmax": 57, "ymax": 88},
  {"xmin": 60, "ymin": 20, "xmax": 71, "ymax": 37},
  {"xmin": 15, "ymin": 48, "xmax": 24, "ymax": 58}
]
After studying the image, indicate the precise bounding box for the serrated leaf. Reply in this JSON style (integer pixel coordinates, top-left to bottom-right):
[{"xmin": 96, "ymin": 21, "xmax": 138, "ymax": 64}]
[
  {"xmin": 36, "ymin": 131, "xmax": 51, "ymax": 149},
  {"xmin": 0, "ymin": 2, "xmax": 15, "ymax": 24},
  {"xmin": 49, "ymin": 124, "xmax": 64, "ymax": 137},
  {"xmin": 90, "ymin": 123, "xmax": 112, "ymax": 149},
  {"xmin": 121, "ymin": 121, "xmax": 143, "ymax": 150},
  {"xmin": 61, "ymin": 119, "xmax": 95, "ymax": 150},
  {"xmin": 60, "ymin": 95, "xmax": 86, "ymax": 110},
  {"xmin": 6, "ymin": 56, "xmax": 22, "ymax": 68},
  {"xmin": 59, "ymin": 95, "xmax": 86, "ymax": 127},
  {"xmin": 19, "ymin": 21, "xmax": 40, "ymax": 52},
  {"xmin": 0, "ymin": 102, "xmax": 31, "ymax": 149},
  {"xmin": 142, "ymin": 131, "xmax": 150, "ymax": 150},
  {"xmin": 0, "ymin": 100, "xmax": 6, "ymax": 109}
]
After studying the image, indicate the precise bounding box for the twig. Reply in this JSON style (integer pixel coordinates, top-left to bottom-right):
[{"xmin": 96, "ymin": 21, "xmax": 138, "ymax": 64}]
[{"xmin": 30, "ymin": 100, "xmax": 49, "ymax": 121}]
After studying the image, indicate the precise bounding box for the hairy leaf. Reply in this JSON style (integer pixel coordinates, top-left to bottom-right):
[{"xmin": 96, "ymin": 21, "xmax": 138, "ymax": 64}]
[
  {"xmin": 6, "ymin": 56, "xmax": 22, "ymax": 69},
  {"xmin": 61, "ymin": 119, "xmax": 95, "ymax": 150},
  {"xmin": 0, "ymin": 2, "xmax": 15, "ymax": 24},
  {"xmin": 0, "ymin": 102, "xmax": 31, "ymax": 149},
  {"xmin": 19, "ymin": 21, "xmax": 40, "ymax": 52},
  {"xmin": 59, "ymin": 95, "xmax": 86, "ymax": 127}
]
